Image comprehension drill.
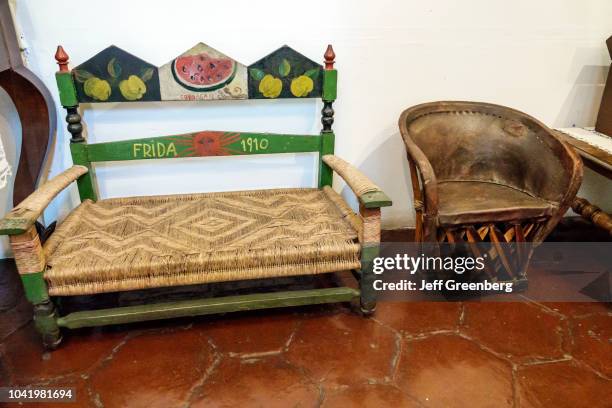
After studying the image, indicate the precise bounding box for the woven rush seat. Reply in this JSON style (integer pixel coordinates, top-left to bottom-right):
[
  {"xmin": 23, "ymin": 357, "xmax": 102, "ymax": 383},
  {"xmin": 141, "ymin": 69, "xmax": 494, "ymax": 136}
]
[
  {"xmin": 436, "ymin": 181, "xmax": 557, "ymax": 226},
  {"xmin": 43, "ymin": 187, "xmax": 361, "ymax": 296}
]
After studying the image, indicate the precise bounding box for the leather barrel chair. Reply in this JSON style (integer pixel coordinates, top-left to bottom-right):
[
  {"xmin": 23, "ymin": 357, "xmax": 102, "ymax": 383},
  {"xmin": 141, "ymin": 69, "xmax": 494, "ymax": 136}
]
[{"xmin": 399, "ymin": 101, "xmax": 583, "ymax": 287}]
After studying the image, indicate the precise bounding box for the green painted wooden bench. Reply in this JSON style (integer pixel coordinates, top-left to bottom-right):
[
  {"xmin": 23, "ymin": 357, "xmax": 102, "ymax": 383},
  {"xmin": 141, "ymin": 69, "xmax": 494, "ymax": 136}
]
[{"xmin": 0, "ymin": 43, "xmax": 391, "ymax": 349}]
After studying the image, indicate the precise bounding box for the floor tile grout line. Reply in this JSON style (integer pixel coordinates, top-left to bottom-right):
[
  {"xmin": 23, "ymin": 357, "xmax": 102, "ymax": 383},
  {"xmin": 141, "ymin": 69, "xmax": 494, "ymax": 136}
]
[
  {"xmin": 518, "ymin": 296, "xmax": 567, "ymax": 319},
  {"xmin": 522, "ymin": 297, "xmax": 611, "ymax": 320},
  {"xmin": 86, "ymin": 377, "xmax": 104, "ymax": 408},
  {"xmin": 314, "ymin": 382, "xmax": 325, "ymax": 408},
  {"xmin": 279, "ymin": 353, "xmax": 319, "ymax": 388},
  {"xmin": 459, "ymin": 330, "xmax": 576, "ymax": 367},
  {"xmin": 566, "ymin": 356, "xmax": 611, "ymax": 381},
  {"xmin": 511, "ymin": 363, "xmax": 519, "ymax": 408},
  {"xmin": 458, "ymin": 302, "xmax": 466, "ymax": 327},
  {"xmin": 371, "ymin": 316, "xmax": 403, "ymax": 383},
  {"xmin": 402, "ymin": 328, "xmax": 457, "ymax": 341},
  {"xmin": 183, "ymin": 352, "xmax": 223, "ymax": 408},
  {"xmin": 455, "ymin": 332, "xmax": 516, "ymax": 365},
  {"xmin": 205, "ymin": 319, "xmax": 301, "ymax": 360},
  {"xmin": 518, "ymin": 356, "xmax": 574, "ymax": 367},
  {"xmin": 180, "ymin": 332, "xmax": 226, "ymax": 407},
  {"xmin": 28, "ymin": 372, "xmax": 82, "ymax": 387},
  {"xmin": 282, "ymin": 320, "xmax": 301, "ymax": 351},
  {"xmin": 387, "ymin": 382, "xmax": 428, "ymax": 408},
  {"xmin": 233, "ymin": 349, "xmax": 284, "ymax": 359},
  {"xmin": 83, "ymin": 331, "xmax": 133, "ymax": 379},
  {"xmin": 456, "ymin": 316, "xmax": 574, "ymax": 366}
]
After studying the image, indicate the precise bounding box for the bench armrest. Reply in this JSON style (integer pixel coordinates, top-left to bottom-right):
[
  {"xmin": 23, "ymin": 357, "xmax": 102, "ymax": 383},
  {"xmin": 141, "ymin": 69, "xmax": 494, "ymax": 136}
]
[
  {"xmin": 0, "ymin": 165, "xmax": 89, "ymax": 235},
  {"xmin": 322, "ymin": 155, "xmax": 392, "ymax": 208}
]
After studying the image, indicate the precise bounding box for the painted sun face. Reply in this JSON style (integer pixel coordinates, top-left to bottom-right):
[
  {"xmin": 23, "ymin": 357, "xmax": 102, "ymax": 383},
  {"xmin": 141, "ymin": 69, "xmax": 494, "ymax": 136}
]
[
  {"xmin": 172, "ymin": 131, "xmax": 241, "ymax": 157},
  {"xmin": 194, "ymin": 132, "xmax": 222, "ymax": 156}
]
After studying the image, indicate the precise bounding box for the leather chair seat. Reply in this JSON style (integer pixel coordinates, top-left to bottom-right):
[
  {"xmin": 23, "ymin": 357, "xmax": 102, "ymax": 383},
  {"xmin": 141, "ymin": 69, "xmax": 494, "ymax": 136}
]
[{"xmin": 436, "ymin": 180, "xmax": 557, "ymax": 226}]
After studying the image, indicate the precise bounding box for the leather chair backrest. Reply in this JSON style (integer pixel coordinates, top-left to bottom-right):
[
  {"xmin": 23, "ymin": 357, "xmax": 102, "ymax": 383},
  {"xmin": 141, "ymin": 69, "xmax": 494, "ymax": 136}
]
[{"xmin": 402, "ymin": 102, "xmax": 577, "ymax": 203}]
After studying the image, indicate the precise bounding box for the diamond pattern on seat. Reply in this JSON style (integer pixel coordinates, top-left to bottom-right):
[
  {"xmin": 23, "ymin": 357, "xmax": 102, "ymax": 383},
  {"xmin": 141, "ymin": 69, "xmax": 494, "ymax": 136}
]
[{"xmin": 43, "ymin": 188, "xmax": 361, "ymax": 296}]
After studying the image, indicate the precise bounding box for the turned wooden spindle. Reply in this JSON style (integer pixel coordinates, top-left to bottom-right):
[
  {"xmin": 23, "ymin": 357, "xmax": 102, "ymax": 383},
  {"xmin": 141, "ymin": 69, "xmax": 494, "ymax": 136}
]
[
  {"xmin": 55, "ymin": 45, "xmax": 69, "ymax": 72},
  {"xmin": 55, "ymin": 45, "xmax": 84, "ymax": 143},
  {"xmin": 321, "ymin": 102, "xmax": 334, "ymax": 132},
  {"xmin": 572, "ymin": 197, "xmax": 612, "ymax": 235},
  {"xmin": 324, "ymin": 44, "xmax": 335, "ymax": 70},
  {"xmin": 321, "ymin": 44, "xmax": 336, "ymax": 132},
  {"xmin": 64, "ymin": 107, "xmax": 83, "ymax": 143}
]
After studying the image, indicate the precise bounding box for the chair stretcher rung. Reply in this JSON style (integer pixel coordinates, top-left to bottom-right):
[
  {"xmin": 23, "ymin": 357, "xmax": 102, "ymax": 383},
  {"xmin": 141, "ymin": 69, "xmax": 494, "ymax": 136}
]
[{"xmin": 56, "ymin": 287, "xmax": 360, "ymax": 329}]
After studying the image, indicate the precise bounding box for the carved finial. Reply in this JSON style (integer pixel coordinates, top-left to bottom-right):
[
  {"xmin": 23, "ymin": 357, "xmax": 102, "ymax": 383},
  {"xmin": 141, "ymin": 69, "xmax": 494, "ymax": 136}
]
[
  {"xmin": 324, "ymin": 44, "xmax": 335, "ymax": 70},
  {"xmin": 55, "ymin": 45, "xmax": 69, "ymax": 72}
]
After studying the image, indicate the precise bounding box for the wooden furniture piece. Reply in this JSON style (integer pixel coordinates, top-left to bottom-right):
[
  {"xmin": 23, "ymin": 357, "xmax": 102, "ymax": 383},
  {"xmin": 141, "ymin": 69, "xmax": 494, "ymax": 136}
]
[
  {"xmin": 595, "ymin": 35, "xmax": 612, "ymax": 136},
  {"xmin": 0, "ymin": 0, "xmax": 56, "ymax": 336},
  {"xmin": 0, "ymin": 43, "xmax": 391, "ymax": 349},
  {"xmin": 553, "ymin": 35, "xmax": 612, "ymax": 235},
  {"xmin": 399, "ymin": 101, "xmax": 582, "ymax": 287},
  {"xmin": 0, "ymin": 0, "xmax": 56, "ymax": 206},
  {"xmin": 554, "ymin": 129, "xmax": 612, "ymax": 234}
]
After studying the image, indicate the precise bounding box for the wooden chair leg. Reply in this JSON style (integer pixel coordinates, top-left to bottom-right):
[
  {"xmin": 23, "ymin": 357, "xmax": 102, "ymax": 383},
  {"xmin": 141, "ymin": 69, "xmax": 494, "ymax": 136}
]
[
  {"xmin": 430, "ymin": 219, "xmax": 545, "ymax": 291},
  {"xmin": 489, "ymin": 224, "xmax": 515, "ymax": 279},
  {"xmin": 464, "ymin": 226, "xmax": 496, "ymax": 280},
  {"xmin": 513, "ymin": 223, "xmax": 525, "ymax": 269},
  {"xmin": 414, "ymin": 209, "xmax": 423, "ymax": 242}
]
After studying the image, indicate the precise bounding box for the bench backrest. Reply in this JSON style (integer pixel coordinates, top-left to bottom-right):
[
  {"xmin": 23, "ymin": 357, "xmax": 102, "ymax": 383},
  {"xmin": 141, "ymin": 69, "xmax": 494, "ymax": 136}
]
[{"xmin": 54, "ymin": 43, "xmax": 338, "ymax": 201}]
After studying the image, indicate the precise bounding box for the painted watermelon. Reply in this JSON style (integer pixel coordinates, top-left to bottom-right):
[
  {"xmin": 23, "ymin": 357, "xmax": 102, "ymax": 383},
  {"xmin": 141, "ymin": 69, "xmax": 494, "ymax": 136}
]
[{"xmin": 171, "ymin": 53, "xmax": 237, "ymax": 92}]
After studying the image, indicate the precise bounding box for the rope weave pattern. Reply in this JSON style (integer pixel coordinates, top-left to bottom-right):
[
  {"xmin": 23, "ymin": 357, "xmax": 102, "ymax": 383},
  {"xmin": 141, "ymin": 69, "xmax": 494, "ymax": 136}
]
[
  {"xmin": 44, "ymin": 188, "xmax": 362, "ymax": 296},
  {"xmin": 322, "ymin": 155, "xmax": 381, "ymax": 197},
  {"xmin": 322, "ymin": 186, "xmax": 363, "ymax": 235},
  {"xmin": 10, "ymin": 227, "xmax": 45, "ymax": 274},
  {"xmin": 361, "ymin": 207, "xmax": 381, "ymax": 244},
  {"xmin": 1, "ymin": 166, "xmax": 88, "ymax": 232}
]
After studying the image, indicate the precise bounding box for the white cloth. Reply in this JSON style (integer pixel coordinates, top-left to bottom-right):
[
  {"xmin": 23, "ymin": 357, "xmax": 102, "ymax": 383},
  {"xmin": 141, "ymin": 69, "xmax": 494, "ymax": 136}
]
[
  {"xmin": 0, "ymin": 132, "xmax": 12, "ymax": 190},
  {"xmin": 555, "ymin": 127, "xmax": 612, "ymax": 155}
]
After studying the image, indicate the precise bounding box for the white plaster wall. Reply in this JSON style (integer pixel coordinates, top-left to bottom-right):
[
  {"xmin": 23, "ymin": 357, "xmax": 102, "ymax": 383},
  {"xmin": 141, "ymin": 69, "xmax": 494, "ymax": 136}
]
[
  {"xmin": 0, "ymin": 88, "xmax": 20, "ymax": 258},
  {"xmin": 11, "ymin": 0, "xmax": 612, "ymax": 229}
]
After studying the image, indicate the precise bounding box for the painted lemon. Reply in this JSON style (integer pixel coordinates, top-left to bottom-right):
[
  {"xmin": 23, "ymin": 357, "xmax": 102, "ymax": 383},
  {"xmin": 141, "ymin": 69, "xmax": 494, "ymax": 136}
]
[
  {"xmin": 259, "ymin": 74, "xmax": 282, "ymax": 98},
  {"xmin": 119, "ymin": 75, "xmax": 147, "ymax": 101},
  {"xmin": 84, "ymin": 77, "xmax": 111, "ymax": 101},
  {"xmin": 290, "ymin": 75, "xmax": 314, "ymax": 97}
]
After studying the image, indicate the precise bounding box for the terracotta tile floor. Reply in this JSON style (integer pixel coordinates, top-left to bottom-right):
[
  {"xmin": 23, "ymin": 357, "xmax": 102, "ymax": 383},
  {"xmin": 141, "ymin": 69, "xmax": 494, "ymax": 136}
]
[
  {"xmin": 1, "ymin": 223, "xmax": 610, "ymax": 407},
  {"xmin": 0, "ymin": 300, "xmax": 610, "ymax": 408}
]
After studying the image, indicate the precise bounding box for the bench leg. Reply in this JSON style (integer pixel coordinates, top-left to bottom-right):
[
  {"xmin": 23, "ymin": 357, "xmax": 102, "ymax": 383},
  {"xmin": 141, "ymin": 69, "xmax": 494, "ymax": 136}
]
[
  {"xmin": 20, "ymin": 273, "xmax": 62, "ymax": 350},
  {"xmin": 33, "ymin": 299, "xmax": 62, "ymax": 350},
  {"xmin": 358, "ymin": 206, "xmax": 381, "ymax": 316},
  {"xmin": 10, "ymin": 227, "xmax": 62, "ymax": 350},
  {"xmin": 359, "ymin": 245, "xmax": 378, "ymax": 316}
]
